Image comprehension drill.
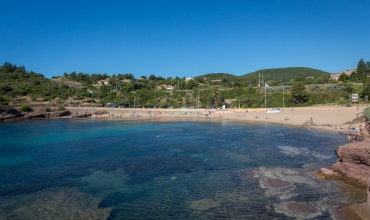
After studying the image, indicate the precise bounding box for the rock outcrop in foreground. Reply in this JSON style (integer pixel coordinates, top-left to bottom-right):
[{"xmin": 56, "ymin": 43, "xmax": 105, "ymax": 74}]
[
  {"xmin": 0, "ymin": 109, "xmax": 71, "ymax": 121},
  {"xmin": 331, "ymin": 140, "xmax": 370, "ymax": 186},
  {"xmin": 319, "ymin": 140, "xmax": 370, "ymax": 219}
]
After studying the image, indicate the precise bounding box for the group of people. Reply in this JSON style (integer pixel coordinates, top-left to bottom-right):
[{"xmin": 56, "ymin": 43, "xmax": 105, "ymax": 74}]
[{"xmin": 348, "ymin": 133, "xmax": 358, "ymax": 143}]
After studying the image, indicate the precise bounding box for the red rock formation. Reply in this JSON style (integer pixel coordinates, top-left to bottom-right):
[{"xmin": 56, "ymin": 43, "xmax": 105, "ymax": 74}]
[
  {"xmin": 330, "ymin": 140, "xmax": 370, "ymax": 186},
  {"xmin": 368, "ymin": 177, "xmax": 370, "ymax": 205},
  {"xmin": 336, "ymin": 141, "xmax": 370, "ymax": 165}
]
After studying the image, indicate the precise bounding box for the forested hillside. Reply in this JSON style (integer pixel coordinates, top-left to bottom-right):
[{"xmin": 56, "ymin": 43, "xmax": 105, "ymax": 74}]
[
  {"xmin": 1, "ymin": 59, "xmax": 370, "ymax": 108},
  {"xmin": 244, "ymin": 67, "xmax": 331, "ymax": 84}
]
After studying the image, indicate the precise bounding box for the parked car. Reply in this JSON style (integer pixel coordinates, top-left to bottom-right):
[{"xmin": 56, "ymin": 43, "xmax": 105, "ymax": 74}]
[
  {"xmin": 106, "ymin": 103, "xmax": 117, "ymax": 107},
  {"xmin": 207, "ymin": 106, "xmax": 215, "ymax": 109},
  {"xmin": 188, "ymin": 106, "xmax": 195, "ymax": 109}
]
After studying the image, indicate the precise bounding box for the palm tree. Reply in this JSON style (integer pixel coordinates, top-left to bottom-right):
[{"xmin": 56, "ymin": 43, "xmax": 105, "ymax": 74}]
[
  {"xmin": 185, "ymin": 97, "xmax": 190, "ymax": 108},
  {"xmin": 177, "ymin": 96, "xmax": 182, "ymax": 108},
  {"xmin": 156, "ymin": 96, "xmax": 161, "ymax": 107},
  {"xmin": 212, "ymin": 89, "xmax": 219, "ymax": 107},
  {"xmin": 164, "ymin": 93, "xmax": 171, "ymax": 107},
  {"xmin": 136, "ymin": 97, "xmax": 141, "ymax": 107},
  {"xmin": 197, "ymin": 91, "xmax": 203, "ymax": 108}
]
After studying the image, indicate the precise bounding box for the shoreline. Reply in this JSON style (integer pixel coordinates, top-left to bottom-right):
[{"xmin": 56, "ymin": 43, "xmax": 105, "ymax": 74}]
[
  {"xmin": 76, "ymin": 106, "xmax": 368, "ymax": 137},
  {"xmin": 2, "ymin": 106, "xmax": 369, "ymax": 219}
]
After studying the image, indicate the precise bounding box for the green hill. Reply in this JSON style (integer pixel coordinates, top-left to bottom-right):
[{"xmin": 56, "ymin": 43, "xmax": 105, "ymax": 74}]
[{"xmin": 243, "ymin": 67, "xmax": 331, "ymax": 83}]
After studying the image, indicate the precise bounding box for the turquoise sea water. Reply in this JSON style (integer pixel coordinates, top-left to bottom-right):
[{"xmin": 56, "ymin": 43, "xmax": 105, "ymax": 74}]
[{"xmin": 0, "ymin": 118, "xmax": 365, "ymax": 219}]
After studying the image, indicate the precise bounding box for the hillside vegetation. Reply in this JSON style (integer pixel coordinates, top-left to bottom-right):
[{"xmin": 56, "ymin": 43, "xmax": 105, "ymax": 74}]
[
  {"xmin": 244, "ymin": 67, "xmax": 331, "ymax": 84},
  {"xmin": 1, "ymin": 59, "xmax": 370, "ymax": 109}
]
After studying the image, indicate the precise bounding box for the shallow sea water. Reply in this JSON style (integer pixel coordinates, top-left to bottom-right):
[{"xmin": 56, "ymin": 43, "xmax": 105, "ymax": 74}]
[{"xmin": 0, "ymin": 118, "xmax": 365, "ymax": 219}]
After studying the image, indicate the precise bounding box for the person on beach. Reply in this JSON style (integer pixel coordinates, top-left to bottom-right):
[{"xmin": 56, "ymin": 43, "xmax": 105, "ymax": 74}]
[
  {"xmin": 353, "ymin": 134, "xmax": 358, "ymax": 143},
  {"xmin": 348, "ymin": 133, "xmax": 351, "ymax": 143}
]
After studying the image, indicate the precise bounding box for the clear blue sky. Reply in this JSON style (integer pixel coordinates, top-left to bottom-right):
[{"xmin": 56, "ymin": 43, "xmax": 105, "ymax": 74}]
[{"xmin": 1, "ymin": 0, "xmax": 369, "ymax": 79}]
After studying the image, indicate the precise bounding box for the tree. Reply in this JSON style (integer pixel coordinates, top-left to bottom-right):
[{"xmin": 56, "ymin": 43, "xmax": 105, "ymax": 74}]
[
  {"xmin": 338, "ymin": 73, "xmax": 350, "ymax": 82},
  {"xmin": 290, "ymin": 82, "xmax": 308, "ymax": 104},
  {"xmin": 342, "ymin": 84, "xmax": 354, "ymax": 95},
  {"xmin": 357, "ymin": 58, "xmax": 367, "ymax": 80},
  {"xmin": 184, "ymin": 79, "xmax": 198, "ymax": 90},
  {"xmin": 155, "ymin": 96, "xmax": 161, "ymax": 107},
  {"xmin": 149, "ymin": 74, "xmax": 156, "ymax": 81},
  {"xmin": 361, "ymin": 83, "xmax": 370, "ymax": 100},
  {"xmin": 212, "ymin": 89, "xmax": 219, "ymax": 106}
]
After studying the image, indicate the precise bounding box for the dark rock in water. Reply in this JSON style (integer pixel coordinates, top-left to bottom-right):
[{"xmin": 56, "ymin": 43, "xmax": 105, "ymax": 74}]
[
  {"xmin": 71, "ymin": 112, "xmax": 92, "ymax": 118},
  {"xmin": 45, "ymin": 110, "xmax": 70, "ymax": 118},
  {"xmin": 0, "ymin": 108, "xmax": 22, "ymax": 120},
  {"xmin": 1, "ymin": 107, "xmax": 71, "ymax": 120},
  {"xmin": 21, "ymin": 113, "xmax": 45, "ymax": 119}
]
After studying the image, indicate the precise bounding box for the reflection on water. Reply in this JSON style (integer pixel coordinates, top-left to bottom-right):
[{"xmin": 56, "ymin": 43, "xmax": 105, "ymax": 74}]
[{"xmin": 0, "ymin": 119, "xmax": 365, "ymax": 219}]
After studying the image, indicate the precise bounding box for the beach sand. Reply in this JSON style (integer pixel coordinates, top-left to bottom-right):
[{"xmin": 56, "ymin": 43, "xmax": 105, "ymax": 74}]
[{"xmin": 87, "ymin": 106, "xmax": 369, "ymax": 138}]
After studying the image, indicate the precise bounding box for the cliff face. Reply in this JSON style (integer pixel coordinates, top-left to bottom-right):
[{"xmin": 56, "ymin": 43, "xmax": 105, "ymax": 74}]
[{"xmin": 331, "ymin": 140, "xmax": 370, "ymax": 186}]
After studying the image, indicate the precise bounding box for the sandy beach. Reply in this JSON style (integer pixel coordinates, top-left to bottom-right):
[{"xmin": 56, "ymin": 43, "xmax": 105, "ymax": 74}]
[{"xmin": 76, "ymin": 106, "xmax": 369, "ymax": 138}]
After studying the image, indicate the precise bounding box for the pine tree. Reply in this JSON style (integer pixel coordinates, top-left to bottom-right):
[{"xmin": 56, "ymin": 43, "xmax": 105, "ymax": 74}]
[{"xmin": 356, "ymin": 58, "xmax": 367, "ymax": 80}]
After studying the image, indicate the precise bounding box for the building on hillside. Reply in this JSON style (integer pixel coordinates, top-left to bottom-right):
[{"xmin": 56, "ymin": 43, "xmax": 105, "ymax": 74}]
[
  {"xmin": 122, "ymin": 79, "xmax": 131, "ymax": 83},
  {"xmin": 185, "ymin": 77, "xmax": 194, "ymax": 82},
  {"xmin": 96, "ymin": 78, "xmax": 110, "ymax": 85},
  {"xmin": 330, "ymin": 69, "xmax": 356, "ymax": 81},
  {"xmin": 93, "ymin": 78, "xmax": 112, "ymax": 88},
  {"xmin": 330, "ymin": 74, "xmax": 340, "ymax": 81},
  {"xmin": 155, "ymin": 85, "xmax": 175, "ymax": 91}
]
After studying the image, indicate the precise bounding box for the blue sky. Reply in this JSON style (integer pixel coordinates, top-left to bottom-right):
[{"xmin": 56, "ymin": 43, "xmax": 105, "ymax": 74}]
[{"xmin": 1, "ymin": 0, "xmax": 369, "ymax": 79}]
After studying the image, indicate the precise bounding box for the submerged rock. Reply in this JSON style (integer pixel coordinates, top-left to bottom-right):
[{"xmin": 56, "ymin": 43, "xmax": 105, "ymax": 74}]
[
  {"xmin": 189, "ymin": 199, "xmax": 220, "ymax": 211},
  {"xmin": 0, "ymin": 188, "xmax": 112, "ymax": 220},
  {"xmin": 274, "ymin": 202, "xmax": 322, "ymax": 219},
  {"xmin": 277, "ymin": 146, "xmax": 333, "ymax": 159}
]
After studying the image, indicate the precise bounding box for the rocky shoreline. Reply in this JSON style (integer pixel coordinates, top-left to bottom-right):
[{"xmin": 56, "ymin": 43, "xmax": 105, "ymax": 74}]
[
  {"xmin": 0, "ymin": 108, "xmax": 71, "ymax": 121},
  {"xmin": 318, "ymin": 140, "xmax": 370, "ymax": 219}
]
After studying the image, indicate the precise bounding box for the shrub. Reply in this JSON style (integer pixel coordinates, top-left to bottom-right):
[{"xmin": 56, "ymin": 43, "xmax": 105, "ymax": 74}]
[
  {"xmin": 0, "ymin": 95, "xmax": 10, "ymax": 105},
  {"xmin": 364, "ymin": 107, "xmax": 370, "ymax": 119},
  {"xmin": 56, "ymin": 105, "xmax": 65, "ymax": 111},
  {"xmin": 20, "ymin": 104, "xmax": 32, "ymax": 112}
]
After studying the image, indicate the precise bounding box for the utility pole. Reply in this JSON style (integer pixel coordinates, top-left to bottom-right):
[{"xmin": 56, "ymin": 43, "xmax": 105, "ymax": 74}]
[
  {"xmin": 259, "ymin": 72, "xmax": 260, "ymax": 87},
  {"xmin": 282, "ymin": 86, "xmax": 285, "ymax": 109}
]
